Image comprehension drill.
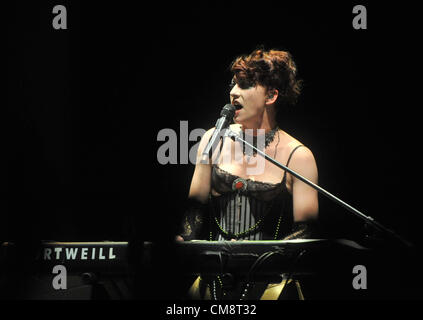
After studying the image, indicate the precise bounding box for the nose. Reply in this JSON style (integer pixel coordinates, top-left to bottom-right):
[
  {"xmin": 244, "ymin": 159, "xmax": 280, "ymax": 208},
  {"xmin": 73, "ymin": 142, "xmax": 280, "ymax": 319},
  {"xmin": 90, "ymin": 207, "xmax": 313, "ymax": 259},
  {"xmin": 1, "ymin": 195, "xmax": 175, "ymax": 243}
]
[{"xmin": 230, "ymin": 84, "xmax": 240, "ymax": 100}]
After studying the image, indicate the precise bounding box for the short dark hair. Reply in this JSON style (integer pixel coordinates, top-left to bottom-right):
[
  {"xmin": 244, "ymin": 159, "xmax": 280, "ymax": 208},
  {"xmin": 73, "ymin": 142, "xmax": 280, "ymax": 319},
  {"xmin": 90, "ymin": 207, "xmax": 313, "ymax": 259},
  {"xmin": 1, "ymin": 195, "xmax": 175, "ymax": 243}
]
[{"xmin": 230, "ymin": 48, "xmax": 303, "ymax": 107}]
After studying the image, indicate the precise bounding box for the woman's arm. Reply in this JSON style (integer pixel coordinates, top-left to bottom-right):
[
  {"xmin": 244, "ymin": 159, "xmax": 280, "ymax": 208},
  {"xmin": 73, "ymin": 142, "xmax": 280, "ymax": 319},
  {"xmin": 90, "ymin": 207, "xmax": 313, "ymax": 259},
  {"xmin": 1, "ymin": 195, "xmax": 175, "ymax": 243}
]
[
  {"xmin": 284, "ymin": 146, "xmax": 319, "ymax": 239},
  {"xmin": 187, "ymin": 128, "xmax": 215, "ymax": 203},
  {"xmin": 176, "ymin": 128, "xmax": 215, "ymax": 241}
]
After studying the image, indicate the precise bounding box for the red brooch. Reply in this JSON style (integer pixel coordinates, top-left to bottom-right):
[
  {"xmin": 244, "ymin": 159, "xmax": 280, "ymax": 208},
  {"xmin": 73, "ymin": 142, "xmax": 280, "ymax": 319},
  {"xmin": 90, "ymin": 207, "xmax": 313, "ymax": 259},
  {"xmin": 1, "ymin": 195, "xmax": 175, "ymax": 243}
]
[{"xmin": 232, "ymin": 178, "xmax": 247, "ymax": 192}]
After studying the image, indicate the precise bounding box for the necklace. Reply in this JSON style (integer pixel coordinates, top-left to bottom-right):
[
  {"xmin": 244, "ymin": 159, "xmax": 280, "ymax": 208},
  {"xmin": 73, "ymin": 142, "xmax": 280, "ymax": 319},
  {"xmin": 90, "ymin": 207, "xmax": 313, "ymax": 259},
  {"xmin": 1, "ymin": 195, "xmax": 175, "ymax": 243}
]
[{"xmin": 241, "ymin": 126, "xmax": 279, "ymax": 157}]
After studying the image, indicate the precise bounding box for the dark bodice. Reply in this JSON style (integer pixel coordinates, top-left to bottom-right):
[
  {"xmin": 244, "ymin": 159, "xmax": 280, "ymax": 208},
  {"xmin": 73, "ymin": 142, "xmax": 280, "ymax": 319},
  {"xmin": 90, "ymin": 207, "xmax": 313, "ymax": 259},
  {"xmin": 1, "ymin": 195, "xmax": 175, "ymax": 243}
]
[
  {"xmin": 209, "ymin": 157, "xmax": 296, "ymax": 240},
  {"xmin": 178, "ymin": 145, "xmax": 305, "ymax": 241}
]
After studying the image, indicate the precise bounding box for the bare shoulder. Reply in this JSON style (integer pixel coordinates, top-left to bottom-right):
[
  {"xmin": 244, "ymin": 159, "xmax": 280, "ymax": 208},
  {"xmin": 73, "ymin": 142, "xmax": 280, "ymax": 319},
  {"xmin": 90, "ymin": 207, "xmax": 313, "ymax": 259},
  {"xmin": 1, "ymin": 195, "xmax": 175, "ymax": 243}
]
[
  {"xmin": 203, "ymin": 124, "xmax": 240, "ymax": 138},
  {"xmin": 195, "ymin": 127, "xmax": 216, "ymax": 157},
  {"xmin": 290, "ymin": 145, "xmax": 316, "ymax": 166},
  {"xmin": 197, "ymin": 125, "xmax": 234, "ymax": 159},
  {"xmin": 281, "ymin": 130, "xmax": 316, "ymax": 166},
  {"xmin": 204, "ymin": 126, "xmax": 216, "ymax": 136},
  {"xmin": 200, "ymin": 126, "xmax": 218, "ymax": 144},
  {"xmin": 229, "ymin": 123, "xmax": 243, "ymax": 133}
]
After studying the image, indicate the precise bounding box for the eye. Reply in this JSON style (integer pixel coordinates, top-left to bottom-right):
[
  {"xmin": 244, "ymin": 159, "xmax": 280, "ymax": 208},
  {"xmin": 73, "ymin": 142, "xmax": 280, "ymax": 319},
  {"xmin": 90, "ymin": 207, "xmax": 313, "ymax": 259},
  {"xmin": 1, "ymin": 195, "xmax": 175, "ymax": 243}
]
[
  {"xmin": 228, "ymin": 79, "xmax": 236, "ymax": 91},
  {"xmin": 237, "ymin": 78, "xmax": 255, "ymax": 89}
]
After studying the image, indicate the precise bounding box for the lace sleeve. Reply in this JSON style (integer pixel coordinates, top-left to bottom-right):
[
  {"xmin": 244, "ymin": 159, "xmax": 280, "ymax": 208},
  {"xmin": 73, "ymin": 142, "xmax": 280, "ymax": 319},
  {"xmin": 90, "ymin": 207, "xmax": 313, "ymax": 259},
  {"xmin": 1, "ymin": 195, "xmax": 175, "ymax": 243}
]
[
  {"xmin": 177, "ymin": 198, "xmax": 209, "ymax": 241},
  {"xmin": 283, "ymin": 220, "xmax": 319, "ymax": 240}
]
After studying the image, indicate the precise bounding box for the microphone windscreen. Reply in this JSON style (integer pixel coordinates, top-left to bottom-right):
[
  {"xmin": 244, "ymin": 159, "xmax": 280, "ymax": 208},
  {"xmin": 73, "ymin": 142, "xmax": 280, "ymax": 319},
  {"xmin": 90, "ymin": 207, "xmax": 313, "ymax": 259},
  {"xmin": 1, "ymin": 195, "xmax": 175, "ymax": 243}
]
[{"xmin": 220, "ymin": 104, "xmax": 236, "ymax": 117}]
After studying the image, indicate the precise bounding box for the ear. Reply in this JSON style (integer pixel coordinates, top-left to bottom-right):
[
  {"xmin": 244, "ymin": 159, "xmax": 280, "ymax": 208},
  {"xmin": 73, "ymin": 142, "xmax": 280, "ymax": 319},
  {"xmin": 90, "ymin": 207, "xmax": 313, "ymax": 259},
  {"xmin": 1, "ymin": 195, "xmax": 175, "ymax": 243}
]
[{"xmin": 265, "ymin": 89, "xmax": 279, "ymax": 105}]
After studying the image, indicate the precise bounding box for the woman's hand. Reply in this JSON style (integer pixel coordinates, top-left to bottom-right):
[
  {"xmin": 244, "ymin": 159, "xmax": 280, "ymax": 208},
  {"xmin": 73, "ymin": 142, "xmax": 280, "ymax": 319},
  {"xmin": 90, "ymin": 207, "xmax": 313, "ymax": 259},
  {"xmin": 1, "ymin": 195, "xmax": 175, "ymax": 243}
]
[{"xmin": 175, "ymin": 235, "xmax": 184, "ymax": 242}]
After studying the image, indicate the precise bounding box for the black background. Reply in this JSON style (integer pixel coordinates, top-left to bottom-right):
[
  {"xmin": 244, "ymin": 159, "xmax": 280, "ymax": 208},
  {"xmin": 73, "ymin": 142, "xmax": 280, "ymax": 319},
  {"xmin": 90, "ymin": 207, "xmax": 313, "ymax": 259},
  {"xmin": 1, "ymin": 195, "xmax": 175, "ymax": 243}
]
[{"xmin": 5, "ymin": 0, "xmax": 422, "ymax": 300}]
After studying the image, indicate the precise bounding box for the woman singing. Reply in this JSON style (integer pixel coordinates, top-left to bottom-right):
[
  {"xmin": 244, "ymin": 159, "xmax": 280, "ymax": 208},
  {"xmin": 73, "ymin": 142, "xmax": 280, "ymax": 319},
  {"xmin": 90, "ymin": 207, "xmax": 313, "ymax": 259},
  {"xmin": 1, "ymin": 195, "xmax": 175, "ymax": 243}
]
[{"xmin": 176, "ymin": 48, "xmax": 319, "ymax": 300}]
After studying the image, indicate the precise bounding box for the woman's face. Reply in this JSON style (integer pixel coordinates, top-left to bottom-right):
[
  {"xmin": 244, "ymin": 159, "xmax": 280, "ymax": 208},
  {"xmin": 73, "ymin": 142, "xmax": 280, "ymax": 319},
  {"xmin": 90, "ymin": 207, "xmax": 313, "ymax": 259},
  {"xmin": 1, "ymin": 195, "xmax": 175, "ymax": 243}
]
[{"xmin": 229, "ymin": 78, "xmax": 268, "ymax": 127}]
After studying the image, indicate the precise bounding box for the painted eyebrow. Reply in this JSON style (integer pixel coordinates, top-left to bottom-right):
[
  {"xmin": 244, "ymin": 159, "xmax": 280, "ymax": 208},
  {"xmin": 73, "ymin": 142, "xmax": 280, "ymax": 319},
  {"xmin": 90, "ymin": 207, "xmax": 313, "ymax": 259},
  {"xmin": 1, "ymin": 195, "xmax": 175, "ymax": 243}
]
[{"xmin": 228, "ymin": 78, "xmax": 236, "ymax": 88}]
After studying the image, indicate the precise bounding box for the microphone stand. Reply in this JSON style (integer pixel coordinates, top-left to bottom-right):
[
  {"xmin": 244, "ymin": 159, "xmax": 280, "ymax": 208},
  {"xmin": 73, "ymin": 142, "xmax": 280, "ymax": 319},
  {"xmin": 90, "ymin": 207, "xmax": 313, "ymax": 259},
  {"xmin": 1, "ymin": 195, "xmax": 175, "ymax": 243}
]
[{"xmin": 222, "ymin": 128, "xmax": 413, "ymax": 249}]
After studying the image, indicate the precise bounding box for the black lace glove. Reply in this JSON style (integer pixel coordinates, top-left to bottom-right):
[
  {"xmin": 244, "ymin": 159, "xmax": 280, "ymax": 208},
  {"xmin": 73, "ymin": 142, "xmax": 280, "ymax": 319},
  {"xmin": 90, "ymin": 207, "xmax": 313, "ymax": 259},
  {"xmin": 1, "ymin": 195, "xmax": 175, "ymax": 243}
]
[
  {"xmin": 177, "ymin": 198, "xmax": 209, "ymax": 241},
  {"xmin": 283, "ymin": 220, "xmax": 319, "ymax": 240}
]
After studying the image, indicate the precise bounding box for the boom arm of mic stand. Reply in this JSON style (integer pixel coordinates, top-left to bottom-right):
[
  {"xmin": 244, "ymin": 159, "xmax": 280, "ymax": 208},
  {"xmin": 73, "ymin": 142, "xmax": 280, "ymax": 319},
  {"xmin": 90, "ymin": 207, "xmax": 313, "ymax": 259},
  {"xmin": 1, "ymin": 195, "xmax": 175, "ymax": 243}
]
[{"xmin": 224, "ymin": 129, "xmax": 413, "ymax": 248}]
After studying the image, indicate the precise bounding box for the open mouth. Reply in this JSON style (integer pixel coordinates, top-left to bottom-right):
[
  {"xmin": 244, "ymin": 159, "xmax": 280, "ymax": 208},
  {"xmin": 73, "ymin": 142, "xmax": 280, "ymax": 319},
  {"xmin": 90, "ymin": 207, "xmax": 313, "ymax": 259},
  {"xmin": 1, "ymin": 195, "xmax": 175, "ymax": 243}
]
[{"xmin": 233, "ymin": 101, "xmax": 243, "ymax": 110}]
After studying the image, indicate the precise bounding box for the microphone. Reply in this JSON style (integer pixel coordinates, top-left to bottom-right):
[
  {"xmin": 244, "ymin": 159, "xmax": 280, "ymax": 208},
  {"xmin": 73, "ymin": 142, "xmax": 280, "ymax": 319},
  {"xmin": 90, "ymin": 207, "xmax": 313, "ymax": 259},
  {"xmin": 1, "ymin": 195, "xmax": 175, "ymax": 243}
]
[{"xmin": 201, "ymin": 104, "xmax": 236, "ymax": 162}]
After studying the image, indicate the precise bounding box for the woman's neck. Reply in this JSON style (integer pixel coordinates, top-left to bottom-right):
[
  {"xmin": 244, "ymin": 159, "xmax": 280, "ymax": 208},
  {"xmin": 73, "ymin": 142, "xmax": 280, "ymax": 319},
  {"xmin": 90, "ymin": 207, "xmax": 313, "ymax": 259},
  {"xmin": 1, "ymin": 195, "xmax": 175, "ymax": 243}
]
[{"xmin": 241, "ymin": 107, "xmax": 277, "ymax": 136}]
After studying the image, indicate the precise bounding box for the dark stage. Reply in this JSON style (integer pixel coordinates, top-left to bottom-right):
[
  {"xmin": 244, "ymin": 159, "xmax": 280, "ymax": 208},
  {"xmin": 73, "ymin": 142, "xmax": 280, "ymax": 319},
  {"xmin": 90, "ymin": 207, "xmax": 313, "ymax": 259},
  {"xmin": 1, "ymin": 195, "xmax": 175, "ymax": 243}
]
[{"xmin": 4, "ymin": 0, "xmax": 422, "ymax": 303}]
